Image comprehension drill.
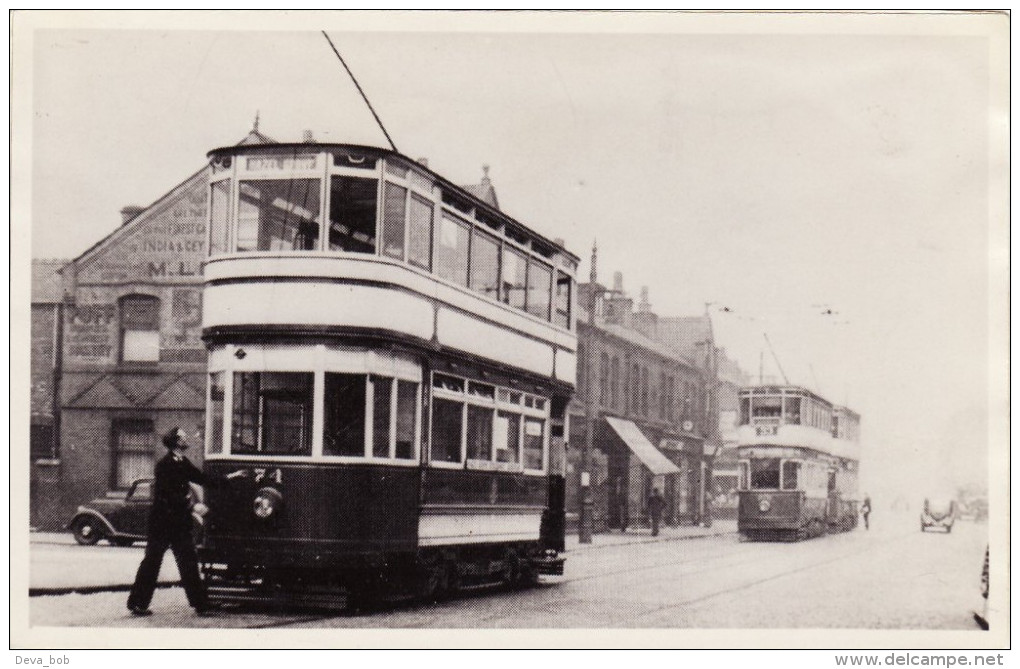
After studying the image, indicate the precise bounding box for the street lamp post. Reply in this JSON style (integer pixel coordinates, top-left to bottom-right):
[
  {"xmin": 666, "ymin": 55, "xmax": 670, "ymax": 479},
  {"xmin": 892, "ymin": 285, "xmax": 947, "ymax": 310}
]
[{"xmin": 578, "ymin": 241, "xmax": 598, "ymax": 544}]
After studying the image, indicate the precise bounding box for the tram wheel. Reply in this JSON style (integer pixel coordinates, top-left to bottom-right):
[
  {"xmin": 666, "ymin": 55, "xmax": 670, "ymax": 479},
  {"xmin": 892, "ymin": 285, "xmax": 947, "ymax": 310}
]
[
  {"xmin": 502, "ymin": 550, "xmax": 523, "ymax": 589},
  {"xmin": 415, "ymin": 563, "xmax": 444, "ymax": 603}
]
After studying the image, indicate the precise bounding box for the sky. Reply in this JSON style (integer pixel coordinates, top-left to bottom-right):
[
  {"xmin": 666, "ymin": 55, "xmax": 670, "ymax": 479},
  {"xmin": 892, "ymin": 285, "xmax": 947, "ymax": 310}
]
[{"xmin": 17, "ymin": 11, "xmax": 1008, "ymax": 503}]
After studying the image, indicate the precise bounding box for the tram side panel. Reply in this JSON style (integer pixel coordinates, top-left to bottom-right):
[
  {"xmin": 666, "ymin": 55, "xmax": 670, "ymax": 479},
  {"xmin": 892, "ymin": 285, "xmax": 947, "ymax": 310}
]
[{"xmin": 202, "ymin": 462, "xmax": 420, "ymax": 568}]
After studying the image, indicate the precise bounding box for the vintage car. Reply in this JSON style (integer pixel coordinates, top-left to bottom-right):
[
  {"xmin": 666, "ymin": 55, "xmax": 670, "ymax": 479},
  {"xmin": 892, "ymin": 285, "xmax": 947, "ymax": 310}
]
[
  {"xmin": 66, "ymin": 479, "xmax": 204, "ymax": 546},
  {"xmin": 920, "ymin": 497, "xmax": 957, "ymax": 533}
]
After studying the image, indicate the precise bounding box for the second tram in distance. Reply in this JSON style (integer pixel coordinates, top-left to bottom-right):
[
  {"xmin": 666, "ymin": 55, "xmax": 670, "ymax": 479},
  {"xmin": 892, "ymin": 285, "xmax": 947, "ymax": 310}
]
[
  {"xmin": 735, "ymin": 385, "xmax": 861, "ymax": 541},
  {"xmin": 197, "ymin": 136, "xmax": 578, "ymax": 606}
]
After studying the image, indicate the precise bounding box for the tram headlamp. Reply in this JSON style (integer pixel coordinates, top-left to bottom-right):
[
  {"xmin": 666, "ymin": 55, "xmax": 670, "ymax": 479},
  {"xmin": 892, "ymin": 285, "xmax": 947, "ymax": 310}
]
[
  {"xmin": 253, "ymin": 487, "xmax": 283, "ymax": 520},
  {"xmin": 758, "ymin": 498, "xmax": 771, "ymax": 513}
]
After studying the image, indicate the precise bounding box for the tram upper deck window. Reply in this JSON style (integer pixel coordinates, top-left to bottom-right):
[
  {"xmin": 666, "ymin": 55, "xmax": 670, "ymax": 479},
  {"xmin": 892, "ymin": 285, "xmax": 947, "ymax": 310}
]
[
  {"xmin": 470, "ymin": 228, "xmax": 501, "ymax": 299},
  {"xmin": 750, "ymin": 458, "xmax": 780, "ymax": 489},
  {"xmin": 407, "ymin": 193, "xmax": 434, "ymax": 270},
  {"xmin": 209, "ymin": 180, "xmax": 231, "ymax": 256},
  {"xmin": 434, "ymin": 214, "xmax": 471, "ymax": 286},
  {"xmin": 502, "ymin": 246, "xmax": 528, "ymax": 310},
  {"xmin": 380, "ymin": 182, "xmax": 407, "ymax": 260},
  {"xmin": 328, "ymin": 176, "xmax": 378, "ymax": 253},
  {"xmin": 751, "ymin": 396, "xmax": 782, "ymax": 419},
  {"xmin": 783, "ymin": 396, "xmax": 802, "ymax": 425},
  {"xmin": 232, "ymin": 372, "xmax": 313, "ymax": 455},
  {"xmin": 237, "ymin": 180, "xmax": 320, "ymax": 252},
  {"xmin": 554, "ymin": 271, "xmax": 572, "ymax": 329},
  {"xmin": 527, "ymin": 259, "xmax": 552, "ymax": 320}
]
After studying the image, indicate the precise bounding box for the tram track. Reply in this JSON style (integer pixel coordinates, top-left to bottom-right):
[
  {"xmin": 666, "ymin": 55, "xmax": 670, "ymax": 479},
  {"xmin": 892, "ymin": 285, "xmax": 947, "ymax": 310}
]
[{"xmin": 245, "ymin": 528, "xmax": 917, "ymax": 628}]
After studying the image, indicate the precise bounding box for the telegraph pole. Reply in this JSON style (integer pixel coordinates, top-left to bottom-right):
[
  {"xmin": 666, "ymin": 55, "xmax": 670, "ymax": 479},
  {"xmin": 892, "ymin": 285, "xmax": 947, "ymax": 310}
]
[{"xmin": 579, "ymin": 240, "xmax": 597, "ymax": 544}]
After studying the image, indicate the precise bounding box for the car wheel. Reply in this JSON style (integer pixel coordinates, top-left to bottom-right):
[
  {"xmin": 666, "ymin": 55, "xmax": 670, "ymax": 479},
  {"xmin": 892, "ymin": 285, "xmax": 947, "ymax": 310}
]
[{"xmin": 72, "ymin": 517, "xmax": 104, "ymax": 545}]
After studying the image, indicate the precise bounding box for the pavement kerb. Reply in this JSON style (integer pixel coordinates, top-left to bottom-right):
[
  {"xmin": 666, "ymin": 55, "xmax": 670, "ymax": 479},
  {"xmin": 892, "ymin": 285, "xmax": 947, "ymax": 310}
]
[
  {"xmin": 29, "ymin": 582, "xmax": 178, "ymax": 597},
  {"xmin": 566, "ymin": 526, "xmax": 736, "ymax": 552}
]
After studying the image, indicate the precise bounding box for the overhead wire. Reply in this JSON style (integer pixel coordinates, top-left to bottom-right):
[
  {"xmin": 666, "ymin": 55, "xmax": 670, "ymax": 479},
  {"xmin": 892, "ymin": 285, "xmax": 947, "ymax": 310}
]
[{"xmin": 321, "ymin": 31, "xmax": 399, "ymax": 153}]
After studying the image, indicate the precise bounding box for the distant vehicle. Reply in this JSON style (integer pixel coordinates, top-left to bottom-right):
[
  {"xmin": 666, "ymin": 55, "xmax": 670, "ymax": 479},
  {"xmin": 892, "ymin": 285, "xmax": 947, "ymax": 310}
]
[
  {"xmin": 66, "ymin": 479, "xmax": 203, "ymax": 546},
  {"xmin": 974, "ymin": 545, "xmax": 989, "ymax": 630},
  {"xmin": 735, "ymin": 386, "xmax": 861, "ymax": 541},
  {"xmin": 920, "ymin": 497, "xmax": 957, "ymax": 533}
]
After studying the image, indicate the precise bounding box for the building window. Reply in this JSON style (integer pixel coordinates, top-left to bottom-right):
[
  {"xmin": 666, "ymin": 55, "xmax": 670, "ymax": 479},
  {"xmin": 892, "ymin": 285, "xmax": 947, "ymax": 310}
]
[
  {"xmin": 407, "ymin": 194, "xmax": 433, "ymax": 270},
  {"xmin": 469, "ymin": 228, "xmax": 501, "ymax": 299},
  {"xmin": 599, "ymin": 352, "xmax": 609, "ymax": 408},
  {"xmin": 119, "ymin": 295, "xmax": 160, "ymax": 363},
  {"xmin": 328, "ymin": 176, "xmax": 378, "ymax": 253},
  {"xmin": 30, "ymin": 424, "xmax": 54, "ymax": 461},
  {"xmin": 659, "ymin": 372, "xmax": 667, "ymax": 421},
  {"xmin": 233, "ymin": 372, "xmax": 314, "ymax": 455},
  {"xmin": 434, "ymin": 214, "xmax": 471, "ymax": 287},
  {"xmin": 666, "ymin": 376, "xmax": 676, "ymax": 422},
  {"xmin": 380, "ymin": 182, "xmax": 407, "ymax": 260},
  {"xmin": 610, "ymin": 356, "xmax": 620, "ymax": 410},
  {"xmin": 112, "ymin": 419, "xmax": 155, "ymax": 489},
  {"xmin": 237, "ymin": 179, "xmax": 320, "ymax": 252},
  {"xmin": 641, "ymin": 367, "xmax": 649, "ymax": 417}
]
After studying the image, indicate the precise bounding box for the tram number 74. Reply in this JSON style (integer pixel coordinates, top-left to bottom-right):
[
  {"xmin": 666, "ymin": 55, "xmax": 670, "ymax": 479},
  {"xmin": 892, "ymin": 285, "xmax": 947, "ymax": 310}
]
[{"xmin": 227, "ymin": 468, "xmax": 283, "ymax": 484}]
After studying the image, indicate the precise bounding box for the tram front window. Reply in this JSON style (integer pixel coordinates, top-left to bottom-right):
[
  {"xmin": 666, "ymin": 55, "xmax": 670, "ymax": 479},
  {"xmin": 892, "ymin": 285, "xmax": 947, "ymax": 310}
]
[
  {"xmin": 237, "ymin": 180, "xmax": 320, "ymax": 252},
  {"xmin": 232, "ymin": 372, "xmax": 313, "ymax": 455},
  {"xmin": 323, "ymin": 373, "xmax": 367, "ymax": 457},
  {"xmin": 328, "ymin": 176, "xmax": 378, "ymax": 253},
  {"xmin": 781, "ymin": 461, "xmax": 800, "ymax": 490},
  {"xmin": 750, "ymin": 458, "xmax": 780, "ymax": 489}
]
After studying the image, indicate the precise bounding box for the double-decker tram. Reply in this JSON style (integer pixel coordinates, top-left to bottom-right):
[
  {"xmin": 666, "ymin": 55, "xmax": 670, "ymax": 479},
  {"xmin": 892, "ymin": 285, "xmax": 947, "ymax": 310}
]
[
  {"xmin": 197, "ymin": 139, "xmax": 578, "ymax": 607},
  {"xmin": 735, "ymin": 385, "xmax": 861, "ymax": 541}
]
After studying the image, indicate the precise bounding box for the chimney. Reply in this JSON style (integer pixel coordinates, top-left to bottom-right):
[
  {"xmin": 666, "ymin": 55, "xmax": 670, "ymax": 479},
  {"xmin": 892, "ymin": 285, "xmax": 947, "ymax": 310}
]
[
  {"xmin": 302, "ymin": 129, "xmax": 315, "ymax": 143},
  {"xmin": 120, "ymin": 205, "xmax": 145, "ymax": 226},
  {"xmin": 553, "ymin": 237, "xmax": 565, "ymax": 248},
  {"xmin": 632, "ymin": 285, "xmax": 658, "ymax": 339},
  {"xmin": 417, "ymin": 157, "xmax": 429, "ymax": 168},
  {"xmin": 604, "ymin": 271, "xmax": 633, "ymax": 327}
]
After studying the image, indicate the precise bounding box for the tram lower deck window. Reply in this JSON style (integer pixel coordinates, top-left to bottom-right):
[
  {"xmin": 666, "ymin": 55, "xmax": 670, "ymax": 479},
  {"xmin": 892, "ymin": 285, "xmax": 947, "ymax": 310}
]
[
  {"xmin": 431, "ymin": 398, "xmax": 464, "ymax": 463},
  {"xmin": 232, "ymin": 372, "xmax": 314, "ymax": 455}
]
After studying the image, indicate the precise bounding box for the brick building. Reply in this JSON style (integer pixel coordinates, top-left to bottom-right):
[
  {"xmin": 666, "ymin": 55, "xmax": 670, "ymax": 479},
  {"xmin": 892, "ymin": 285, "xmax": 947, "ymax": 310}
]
[
  {"xmin": 30, "ymin": 259, "xmax": 68, "ymax": 528},
  {"xmin": 30, "ymin": 161, "xmax": 211, "ymax": 529},
  {"xmin": 567, "ymin": 274, "xmax": 715, "ymax": 532}
]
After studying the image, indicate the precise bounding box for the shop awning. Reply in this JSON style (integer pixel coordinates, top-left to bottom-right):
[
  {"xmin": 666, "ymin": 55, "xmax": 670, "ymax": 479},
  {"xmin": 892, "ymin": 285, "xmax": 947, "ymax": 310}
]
[{"xmin": 605, "ymin": 417, "xmax": 682, "ymax": 476}]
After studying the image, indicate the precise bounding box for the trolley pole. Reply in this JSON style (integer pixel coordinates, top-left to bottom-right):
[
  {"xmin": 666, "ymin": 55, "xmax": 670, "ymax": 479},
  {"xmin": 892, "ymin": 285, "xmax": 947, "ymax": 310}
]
[{"xmin": 578, "ymin": 241, "xmax": 597, "ymax": 544}]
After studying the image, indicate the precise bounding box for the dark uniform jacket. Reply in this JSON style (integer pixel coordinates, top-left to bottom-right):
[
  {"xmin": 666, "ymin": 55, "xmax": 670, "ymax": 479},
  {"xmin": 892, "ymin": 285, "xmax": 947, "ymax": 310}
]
[
  {"xmin": 149, "ymin": 452, "xmax": 214, "ymax": 537},
  {"xmin": 647, "ymin": 494, "xmax": 666, "ymax": 516}
]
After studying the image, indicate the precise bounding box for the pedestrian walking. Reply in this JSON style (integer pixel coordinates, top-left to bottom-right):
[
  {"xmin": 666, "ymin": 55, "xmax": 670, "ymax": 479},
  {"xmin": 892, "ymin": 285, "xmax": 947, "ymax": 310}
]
[
  {"xmin": 126, "ymin": 427, "xmax": 245, "ymax": 617},
  {"xmin": 861, "ymin": 494, "xmax": 872, "ymax": 531},
  {"xmin": 647, "ymin": 488, "xmax": 666, "ymax": 537}
]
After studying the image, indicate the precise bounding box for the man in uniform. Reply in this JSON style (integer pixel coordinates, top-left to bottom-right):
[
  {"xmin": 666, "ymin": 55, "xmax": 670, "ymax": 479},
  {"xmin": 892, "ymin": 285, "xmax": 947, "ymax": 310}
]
[{"xmin": 127, "ymin": 427, "xmax": 244, "ymax": 617}]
